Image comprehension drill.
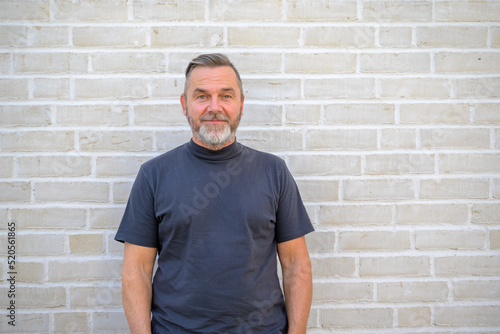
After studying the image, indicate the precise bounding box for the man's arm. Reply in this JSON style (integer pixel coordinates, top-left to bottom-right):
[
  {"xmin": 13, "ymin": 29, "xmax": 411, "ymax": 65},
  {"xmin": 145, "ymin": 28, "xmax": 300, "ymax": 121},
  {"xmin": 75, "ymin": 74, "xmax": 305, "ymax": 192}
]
[
  {"xmin": 277, "ymin": 236, "xmax": 313, "ymax": 334},
  {"xmin": 122, "ymin": 242, "xmax": 157, "ymax": 334}
]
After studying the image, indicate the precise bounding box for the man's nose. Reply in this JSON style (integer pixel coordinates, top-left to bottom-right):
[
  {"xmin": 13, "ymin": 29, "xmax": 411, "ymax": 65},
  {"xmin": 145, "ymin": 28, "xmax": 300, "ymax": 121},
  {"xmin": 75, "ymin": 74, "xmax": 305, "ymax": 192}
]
[{"xmin": 208, "ymin": 96, "xmax": 222, "ymax": 111}]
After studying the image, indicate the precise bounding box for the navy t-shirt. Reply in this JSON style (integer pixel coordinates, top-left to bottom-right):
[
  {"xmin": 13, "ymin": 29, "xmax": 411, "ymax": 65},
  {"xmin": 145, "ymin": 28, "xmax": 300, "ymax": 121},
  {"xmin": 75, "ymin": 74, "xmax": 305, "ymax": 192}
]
[{"xmin": 115, "ymin": 139, "xmax": 314, "ymax": 333}]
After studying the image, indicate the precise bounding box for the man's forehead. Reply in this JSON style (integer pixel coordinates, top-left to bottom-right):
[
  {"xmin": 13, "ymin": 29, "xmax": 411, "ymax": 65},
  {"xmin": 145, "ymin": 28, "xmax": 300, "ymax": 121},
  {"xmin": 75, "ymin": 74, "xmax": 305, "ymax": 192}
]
[{"xmin": 187, "ymin": 66, "xmax": 240, "ymax": 91}]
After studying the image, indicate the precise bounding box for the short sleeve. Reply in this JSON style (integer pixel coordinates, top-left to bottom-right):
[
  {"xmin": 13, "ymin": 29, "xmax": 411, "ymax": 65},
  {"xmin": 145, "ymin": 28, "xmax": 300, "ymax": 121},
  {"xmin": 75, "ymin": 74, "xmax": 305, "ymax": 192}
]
[
  {"xmin": 274, "ymin": 164, "xmax": 314, "ymax": 243},
  {"xmin": 114, "ymin": 166, "xmax": 159, "ymax": 248}
]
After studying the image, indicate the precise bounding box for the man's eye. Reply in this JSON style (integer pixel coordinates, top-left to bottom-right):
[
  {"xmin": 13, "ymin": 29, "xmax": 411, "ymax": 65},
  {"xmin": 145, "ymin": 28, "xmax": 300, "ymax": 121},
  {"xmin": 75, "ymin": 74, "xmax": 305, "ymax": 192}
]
[{"xmin": 197, "ymin": 95, "xmax": 206, "ymax": 99}]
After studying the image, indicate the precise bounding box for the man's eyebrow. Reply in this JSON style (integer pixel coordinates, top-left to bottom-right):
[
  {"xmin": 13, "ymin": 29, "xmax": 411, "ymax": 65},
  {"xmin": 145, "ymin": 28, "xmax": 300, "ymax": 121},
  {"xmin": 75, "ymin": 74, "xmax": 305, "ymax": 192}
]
[{"xmin": 191, "ymin": 87, "xmax": 236, "ymax": 96}]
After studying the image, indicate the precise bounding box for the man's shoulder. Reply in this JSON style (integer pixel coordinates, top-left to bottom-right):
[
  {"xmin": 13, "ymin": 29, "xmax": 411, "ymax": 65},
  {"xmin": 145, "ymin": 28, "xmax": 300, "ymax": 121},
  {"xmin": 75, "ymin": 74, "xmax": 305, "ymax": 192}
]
[
  {"xmin": 140, "ymin": 142, "xmax": 188, "ymax": 171},
  {"xmin": 239, "ymin": 143, "xmax": 288, "ymax": 169}
]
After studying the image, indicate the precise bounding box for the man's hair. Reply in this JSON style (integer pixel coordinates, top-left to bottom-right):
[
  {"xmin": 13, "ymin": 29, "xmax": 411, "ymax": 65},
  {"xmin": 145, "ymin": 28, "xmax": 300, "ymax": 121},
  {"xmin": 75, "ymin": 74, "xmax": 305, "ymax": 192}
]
[{"xmin": 183, "ymin": 53, "xmax": 243, "ymax": 98}]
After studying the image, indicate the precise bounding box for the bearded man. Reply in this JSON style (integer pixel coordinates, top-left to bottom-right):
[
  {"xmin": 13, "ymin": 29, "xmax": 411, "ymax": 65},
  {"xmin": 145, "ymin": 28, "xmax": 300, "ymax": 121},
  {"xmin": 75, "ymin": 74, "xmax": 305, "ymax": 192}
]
[{"xmin": 115, "ymin": 53, "xmax": 314, "ymax": 334}]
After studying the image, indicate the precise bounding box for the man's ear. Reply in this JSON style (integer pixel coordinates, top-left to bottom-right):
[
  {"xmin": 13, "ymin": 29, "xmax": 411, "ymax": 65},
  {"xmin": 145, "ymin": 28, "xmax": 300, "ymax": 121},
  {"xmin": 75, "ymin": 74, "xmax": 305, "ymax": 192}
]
[
  {"xmin": 240, "ymin": 94, "xmax": 245, "ymax": 116},
  {"xmin": 180, "ymin": 94, "xmax": 187, "ymax": 116}
]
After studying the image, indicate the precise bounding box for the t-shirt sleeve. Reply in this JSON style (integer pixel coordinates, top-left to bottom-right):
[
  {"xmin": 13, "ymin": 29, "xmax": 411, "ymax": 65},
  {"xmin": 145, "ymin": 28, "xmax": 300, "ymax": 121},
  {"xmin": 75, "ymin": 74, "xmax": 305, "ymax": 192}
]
[
  {"xmin": 274, "ymin": 163, "xmax": 314, "ymax": 243},
  {"xmin": 114, "ymin": 166, "xmax": 159, "ymax": 248}
]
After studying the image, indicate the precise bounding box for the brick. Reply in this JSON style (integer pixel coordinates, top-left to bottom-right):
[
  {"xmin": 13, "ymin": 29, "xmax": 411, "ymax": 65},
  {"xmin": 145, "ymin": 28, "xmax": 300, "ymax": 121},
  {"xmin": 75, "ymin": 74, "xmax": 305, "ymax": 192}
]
[
  {"xmin": 0, "ymin": 313, "xmax": 49, "ymax": 333},
  {"xmin": 435, "ymin": 1, "xmax": 500, "ymax": 22},
  {"xmin": 156, "ymin": 130, "xmax": 192, "ymax": 151},
  {"xmin": 421, "ymin": 128, "xmax": 490, "ymax": 149},
  {"xmin": 455, "ymin": 77, "xmax": 500, "ymax": 99},
  {"xmin": 134, "ymin": 104, "xmax": 185, "ymax": 126},
  {"xmin": 289, "ymin": 155, "xmax": 361, "ymax": 176},
  {"xmin": 69, "ymin": 234, "xmax": 104, "ymax": 254},
  {"xmin": 305, "ymin": 231, "xmax": 335, "ymax": 253},
  {"xmin": 0, "ymin": 78, "xmax": 29, "ymax": 99},
  {"xmin": 73, "ymin": 27, "xmax": 147, "ymax": 47},
  {"xmin": 89, "ymin": 207, "xmax": 125, "ymax": 229},
  {"xmin": 92, "ymin": 52, "xmax": 166, "ymax": 73},
  {"xmin": 321, "ymin": 204, "xmax": 393, "ymax": 226},
  {"xmin": 360, "ymin": 256, "xmax": 431, "ymax": 277},
  {"xmin": 210, "ymin": 0, "xmax": 282, "ymax": 21},
  {"xmin": 397, "ymin": 203, "xmax": 469, "ymax": 225},
  {"xmin": 0, "ymin": 105, "xmax": 52, "ymax": 127},
  {"xmin": 307, "ymin": 129, "xmax": 377, "ymax": 150},
  {"xmin": 150, "ymin": 77, "xmax": 184, "ymax": 98},
  {"xmin": 436, "ymin": 52, "xmax": 500, "ymax": 74},
  {"xmin": 285, "ymin": 53, "xmax": 356, "ymax": 74},
  {"xmin": 93, "ymin": 312, "xmax": 129, "ymax": 331},
  {"xmin": 416, "ymin": 229, "xmax": 486, "ymax": 250},
  {"xmin": 34, "ymin": 181, "xmax": 109, "ymax": 203},
  {"xmin": 378, "ymin": 281, "xmax": 448, "ymax": 302},
  {"xmin": 360, "ymin": 53, "xmax": 430, "ymax": 73},
  {"xmin": 285, "ymin": 104, "xmax": 321, "ymax": 125},
  {"xmin": 56, "ymin": 105, "xmax": 130, "ymax": 126},
  {"xmin": 243, "ymin": 79, "xmax": 301, "ymax": 100},
  {"xmin": 0, "ymin": 0, "xmax": 50, "ymax": 21},
  {"xmin": 495, "ymin": 179, "xmax": 500, "ymax": 199},
  {"xmin": 15, "ymin": 262, "xmax": 45, "ymax": 283},
  {"xmin": 0, "ymin": 156, "xmax": 13, "ymax": 177},
  {"xmin": 339, "ymin": 230, "xmax": 410, "ymax": 251},
  {"xmin": 112, "ymin": 181, "xmax": 133, "ymax": 203},
  {"xmin": 133, "ymin": 0, "xmax": 205, "ymax": 21},
  {"xmin": 472, "ymin": 203, "xmax": 500, "ymax": 225},
  {"xmin": 12, "ymin": 208, "xmax": 86, "ymax": 229},
  {"xmin": 362, "ymin": 1, "xmax": 432, "ymax": 22},
  {"xmin": 493, "ymin": 27, "xmax": 500, "ymax": 47},
  {"xmin": 33, "ymin": 78, "xmax": 70, "ymax": 99},
  {"xmin": 54, "ymin": 312, "xmax": 89, "ymax": 334},
  {"xmin": 305, "ymin": 78, "xmax": 376, "ymax": 99},
  {"xmin": 0, "ymin": 26, "xmax": 29, "ymax": 46},
  {"xmin": 79, "ymin": 130, "xmax": 153, "ymax": 152},
  {"xmin": 54, "ymin": 0, "xmax": 128, "ymax": 21},
  {"xmin": 286, "ymin": 0, "xmax": 358, "ymax": 21},
  {"xmin": 398, "ymin": 307, "xmax": 431, "ymax": 327},
  {"xmin": 229, "ymin": 26, "xmax": 300, "ymax": 47},
  {"xmin": 69, "ymin": 286, "xmax": 122, "ymax": 307},
  {"xmin": 74, "ymin": 78, "xmax": 149, "ymax": 99},
  {"xmin": 237, "ymin": 129, "xmax": 303, "ymax": 151},
  {"xmin": 31, "ymin": 26, "xmax": 70, "ymax": 46},
  {"xmin": 313, "ymin": 282, "xmax": 373, "ymax": 302},
  {"xmin": 18, "ymin": 233, "xmax": 65, "ymax": 255},
  {"xmin": 440, "ymin": 153, "xmax": 500, "ymax": 174},
  {"xmin": 108, "ymin": 234, "xmax": 125, "ymax": 254},
  {"xmin": 344, "ymin": 179, "xmax": 415, "ymax": 201},
  {"xmin": 419, "ymin": 178, "xmax": 489, "ymax": 200},
  {"xmin": 0, "ymin": 53, "xmax": 10, "ymax": 73},
  {"xmin": 15, "ymin": 53, "xmax": 87, "ymax": 73},
  {"xmin": 435, "ymin": 306, "xmax": 500, "ymax": 326},
  {"xmin": 380, "ymin": 78, "xmax": 451, "ymax": 99},
  {"xmin": 96, "ymin": 156, "xmax": 150, "ymax": 177},
  {"xmin": 365, "ymin": 153, "xmax": 434, "ymax": 175},
  {"xmin": 310, "ymin": 257, "xmax": 355, "ymax": 277},
  {"xmin": 454, "ymin": 280, "xmax": 500, "ymax": 300},
  {"xmin": 304, "ymin": 27, "xmax": 376, "ymax": 48},
  {"xmin": 435, "ymin": 256, "xmax": 500, "ymax": 276},
  {"xmin": 324, "ymin": 104, "xmax": 394, "ymax": 125},
  {"xmin": 239, "ymin": 104, "xmax": 282, "ymax": 126},
  {"xmin": 321, "ymin": 307, "xmax": 393, "ymax": 328},
  {"xmin": 379, "ymin": 27, "xmax": 412, "ymax": 47},
  {"xmin": 296, "ymin": 179, "xmax": 338, "ymax": 202},
  {"xmin": 152, "ymin": 26, "xmax": 224, "ymax": 47},
  {"xmin": 0, "ymin": 181, "xmax": 31, "ymax": 202},
  {"xmin": 474, "ymin": 103, "xmax": 500, "ymax": 124},
  {"xmin": 399, "ymin": 103, "xmax": 470, "ymax": 124},
  {"xmin": 380, "ymin": 129, "xmax": 416, "ymax": 149},
  {"xmin": 0, "ymin": 130, "xmax": 74, "ymax": 152},
  {"xmin": 48, "ymin": 259, "xmax": 122, "ymax": 281},
  {"xmin": 492, "ymin": 230, "xmax": 500, "ymax": 249},
  {"xmin": 417, "ymin": 26, "xmax": 488, "ymax": 48},
  {"xmin": 17, "ymin": 287, "xmax": 66, "ymax": 308},
  {"xmin": 226, "ymin": 52, "xmax": 282, "ymax": 74}
]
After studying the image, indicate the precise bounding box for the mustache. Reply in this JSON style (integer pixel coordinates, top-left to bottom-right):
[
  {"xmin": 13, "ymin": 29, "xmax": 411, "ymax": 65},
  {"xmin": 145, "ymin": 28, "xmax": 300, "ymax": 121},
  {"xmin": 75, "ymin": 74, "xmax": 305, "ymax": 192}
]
[{"xmin": 200, "ymin": 113, "xmax": 230, "ymax": 122}]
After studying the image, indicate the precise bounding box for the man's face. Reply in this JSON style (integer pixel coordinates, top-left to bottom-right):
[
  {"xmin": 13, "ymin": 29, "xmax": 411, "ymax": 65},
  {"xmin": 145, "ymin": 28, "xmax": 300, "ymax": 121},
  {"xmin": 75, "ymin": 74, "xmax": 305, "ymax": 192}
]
[{"xmin": 181, "ymin": 66, "xmax": 244, "ymax": 150}]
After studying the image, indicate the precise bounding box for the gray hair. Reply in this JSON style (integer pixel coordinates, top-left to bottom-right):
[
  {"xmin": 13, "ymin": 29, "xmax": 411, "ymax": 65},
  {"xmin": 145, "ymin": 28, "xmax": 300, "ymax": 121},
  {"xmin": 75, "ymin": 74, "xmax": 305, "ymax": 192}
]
[{"xmin": 183, "ymin": 53, "xmax": 243, "ymax": 98}]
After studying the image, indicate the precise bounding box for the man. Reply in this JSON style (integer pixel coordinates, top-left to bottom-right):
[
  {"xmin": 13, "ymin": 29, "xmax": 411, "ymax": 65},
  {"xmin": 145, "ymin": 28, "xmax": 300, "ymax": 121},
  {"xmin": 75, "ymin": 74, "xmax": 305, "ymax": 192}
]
[{"xmin": 115, "ymin": 53, "xmax": 314, "ymax": 334}]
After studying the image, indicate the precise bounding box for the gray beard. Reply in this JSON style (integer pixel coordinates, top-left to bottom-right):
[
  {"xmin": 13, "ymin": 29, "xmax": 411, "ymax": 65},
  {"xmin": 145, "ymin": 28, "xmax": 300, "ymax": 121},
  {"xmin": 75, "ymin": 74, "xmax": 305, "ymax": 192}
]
[{"xmin": 186, "ymin": 109, "xmax": 241, "ymax": 150}]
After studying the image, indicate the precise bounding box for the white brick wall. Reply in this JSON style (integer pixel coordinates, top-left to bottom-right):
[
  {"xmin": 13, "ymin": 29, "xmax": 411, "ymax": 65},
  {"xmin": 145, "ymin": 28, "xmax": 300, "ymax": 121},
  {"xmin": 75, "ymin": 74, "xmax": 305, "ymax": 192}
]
[{"xmin": 0, "ymin": 0, "xmax": 499, "ymax": 333}]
